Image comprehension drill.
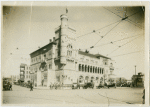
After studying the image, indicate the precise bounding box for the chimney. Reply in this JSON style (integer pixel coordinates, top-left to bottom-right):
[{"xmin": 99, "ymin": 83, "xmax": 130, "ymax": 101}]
[
  {"xmin": 49, "ymin": 39, "xmax": 52, "ymax": 43},
  {"xmin": 53, "ymin": 37, "xmax": 55, "ymax": 42}
]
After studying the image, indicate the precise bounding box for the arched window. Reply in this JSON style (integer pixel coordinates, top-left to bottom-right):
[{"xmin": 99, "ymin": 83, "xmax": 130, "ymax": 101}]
[
  {"xmin": 102, "ymin": 68, "xmax": 103, "ymax": 74},
  {"xmin": 79, "ymin": 64, "xmax": 81, "ymax": 71},
  {"xmin": 85, "ymin": 65, "xmax": 87, "ymax": 72},
  {"xmin": 85, "ymin": 76, "xmax": 89, "ymax": 83},
  {"xmin": 93, "ymin": 66, "xmax": 95, "ymax": 73},
  {"xmin": 88, "ymin": 66, "xmax": 90, "ymax": 72},
  {"xmin": 90, "ymin": 66, "xmax": 92, "ymax": 73},
  {"xmin": 82, "ymin": 65, "xmax": 84, "ymax": 72},
  {"xmin": 98, "ymin": 68, "xmax": 99, "ymax": 73},
  {"xmin": 95, "ymin": 67, "xmax": 97, "ymax": 73},
  {"xmin": 100, "ymin": 68, "xmax": 101, "ymax": 74}
]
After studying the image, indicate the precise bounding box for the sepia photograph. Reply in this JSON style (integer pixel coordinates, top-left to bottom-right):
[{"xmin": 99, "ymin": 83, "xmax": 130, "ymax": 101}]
[{"xmin": 1, "ymin": 1, "xmax": 149, "ymax": 106}]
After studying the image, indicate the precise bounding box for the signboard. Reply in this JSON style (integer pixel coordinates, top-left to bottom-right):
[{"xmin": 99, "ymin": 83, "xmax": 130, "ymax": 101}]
[{"xmin": 66, "ymin": 59, "xmax": 74, "ymax": 62}]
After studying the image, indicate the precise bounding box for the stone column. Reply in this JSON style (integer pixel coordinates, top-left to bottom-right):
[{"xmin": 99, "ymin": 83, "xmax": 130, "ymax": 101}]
[{"xmin": 37, "ymin": 70, "xmax": 41, "ymax": 87}]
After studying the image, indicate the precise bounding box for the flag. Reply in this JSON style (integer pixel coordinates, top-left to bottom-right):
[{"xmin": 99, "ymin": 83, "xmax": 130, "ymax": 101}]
[{"xmin": 66, "ymin": 8, "xmax": 68, "ymax": 13}]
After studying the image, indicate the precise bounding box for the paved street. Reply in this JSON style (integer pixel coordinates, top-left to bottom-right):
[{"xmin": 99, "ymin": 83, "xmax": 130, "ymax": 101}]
[{"xmin": 2, "ymin": 85, "xmax": 143, "ymax": 105}]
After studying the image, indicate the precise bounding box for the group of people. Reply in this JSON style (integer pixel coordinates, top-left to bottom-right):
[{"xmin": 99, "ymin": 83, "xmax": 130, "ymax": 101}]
[{"xmin": 49, "ymin": 82, "xmax": 61, "ymax": 90}]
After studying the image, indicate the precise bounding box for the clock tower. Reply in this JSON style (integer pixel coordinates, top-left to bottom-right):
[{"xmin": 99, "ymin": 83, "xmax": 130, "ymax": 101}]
[{"xmin": 55, "ymin": 14, "xmax": 76, "ymax": 65}]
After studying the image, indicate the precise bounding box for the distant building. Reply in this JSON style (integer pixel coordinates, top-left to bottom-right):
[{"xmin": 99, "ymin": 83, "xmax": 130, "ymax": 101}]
[
  {"xmin": 30, "ymin": 14, "xmax": 115, "ymax": 87},
  {"xmin": 11, "ymin": 75, "xmax": 20, "ymax": 83},
  {"xmin": 116, "ymin": 77, "xmax": 127, "ymax": 87},
  {"xmin": 20, "ymin": 63, "xmax": 30, "ymax": 82},
  {"xmin": 132, "ymin": 72, "xmax": 144, "ymax": 87}
]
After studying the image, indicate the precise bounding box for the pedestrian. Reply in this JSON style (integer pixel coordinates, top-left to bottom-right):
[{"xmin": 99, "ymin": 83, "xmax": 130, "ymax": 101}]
[
  {"xmin": 49, "ymin": 83, "xmax": 51, "ymax": 90},
  {"xmin": 30, "ymin": 82, "xmax": 33, "ymax": 91},
  {"xmin": 78, "ymin": 83, "xmax": 80, "ymax": 89},
  {"xmin": 50, "ymin": 82, "xmax": 52, "ymax": 90},
  {"xmin": 55, "ymin": 83, "xmax": 57, "ymax": 90},
  {"xmin": 142, "ymin": 89, "xmax": 145, "ymax": 104}
]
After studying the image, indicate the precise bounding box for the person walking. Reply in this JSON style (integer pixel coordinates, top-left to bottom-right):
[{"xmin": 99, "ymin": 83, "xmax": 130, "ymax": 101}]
[
  {"xmin": 50, "ymin": 82, "xmax": 52, "ymax": 90},
  {"xmin": 142, "ymin": 89, "xmax": 145, "ymax": 104},
  {"xmin": 30, "ymin": 82, "xmax": 33, "ymax": 91}
]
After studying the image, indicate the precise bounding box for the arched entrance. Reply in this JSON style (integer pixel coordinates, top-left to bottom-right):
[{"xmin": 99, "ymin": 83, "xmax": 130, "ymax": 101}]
[
  {"xmin": 85, "ymin": 76, "xmax": 89, "ymax": 83},
  {"xmin": 78, "ymin": 75, "xmax": 84, "ymax": 84},
  {"xmin": 91, "ymin": 76, "xmax": 95, "ymax": 82}
]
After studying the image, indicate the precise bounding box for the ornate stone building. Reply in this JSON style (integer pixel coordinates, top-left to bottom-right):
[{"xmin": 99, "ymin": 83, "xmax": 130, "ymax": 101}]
[{"xmin": 30, "ymin": 14, "xmax": 114, "ymax": 87}]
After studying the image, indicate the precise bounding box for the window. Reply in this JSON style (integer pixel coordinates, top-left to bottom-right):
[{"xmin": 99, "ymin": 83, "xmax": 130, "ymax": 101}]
[
  {"xmin": 85, "ymin": 65, "xmax": 88, "ymax": 72},
  {"xmin": 93, "ymin": 66, "xmax": 95, "ymax": 73},
  {"xmin": 102, "ymin": 68, "xmax": 103, "ymax": 74},
  {"xmin": 95, "ymin": 67, "xmax": 97, "ymax": 73},
  {"xmin": 82, "ymin": 65, "xmax": 84, "ymax": 72},
  {"xmin": 49, "ymin": 64, "xmax": 52, "ymax": 69},
  {"xmin": 100, "ymin": 68, "xmax": 101, "ymax": 74},
  {"xmin": 88, "ymin": 66, "xmax": 90, "ymax": 72},
  {"xmin": 26, "ymin": 75, "xmax": 28, "ymax": 78},
  {"xmin": 90, "ymin": 66, "xmax": 92, "ymax": 73},
  {"xmin": 79, "ymin": 64, "xmax": 82, "ymax": 71},
  {"xmin": 98, "ymin": 68, "xmax": 99, "ymax": 73}
]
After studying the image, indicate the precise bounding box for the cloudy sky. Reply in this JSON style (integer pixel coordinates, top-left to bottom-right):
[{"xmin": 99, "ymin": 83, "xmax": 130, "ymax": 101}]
[{"xmin": 2, "ymin": 3, "xmax": 145, "ymax": 80}]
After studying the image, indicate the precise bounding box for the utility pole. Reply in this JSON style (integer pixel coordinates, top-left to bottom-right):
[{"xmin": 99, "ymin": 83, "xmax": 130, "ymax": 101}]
[{"xmin": 135, "ymin": 65, "xmax": 136, "ymax": 75}]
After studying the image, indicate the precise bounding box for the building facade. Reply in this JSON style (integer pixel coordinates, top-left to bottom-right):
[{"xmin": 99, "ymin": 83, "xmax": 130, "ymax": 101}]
[
  {"xmin": 30, "ymin": 14, "xmax": 115, "ymax": 87},
  {"xmin": 131, "ymin": 72, "xmax": 144, "ymax": 87},
  {"xmin": 20, "ymin": 63, "xmax": 31, "ymax": 82}
]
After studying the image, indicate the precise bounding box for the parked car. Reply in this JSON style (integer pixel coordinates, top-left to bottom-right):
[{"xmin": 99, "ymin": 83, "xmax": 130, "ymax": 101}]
[
  {"xmin": 107, "ymin": 83, "xmax": 116, "ymax": 88},
  {"xmin": 97, "ymin": 83, "xmax": 116, "ymax": 89},
  {"xmin": 83, "ymin": 82, "xmax": 94, "ymax": 89},
  {"xmin": 121, "ymin": 83, "xmax": 127, "ymax": 87},
  {"xmin": 72, "ymin": 83, "xmax": 78, "ymax": 89},
  {"xmin": 97, "ymin": 84, "xmax": 104, "ymax": 89},
  {"xmin": 3, "ymin": 79, "xmax": 12, "ymax": 91}
]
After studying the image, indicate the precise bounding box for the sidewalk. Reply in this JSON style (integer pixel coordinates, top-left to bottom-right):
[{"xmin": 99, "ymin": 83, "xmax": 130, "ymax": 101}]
[
  {"xmin": 34, "ymin": 86, "xmax": 50, "ymax": 90},
  {"xmin": 34, "ymin": 86, "xmax": 73, "ymax": 90}
]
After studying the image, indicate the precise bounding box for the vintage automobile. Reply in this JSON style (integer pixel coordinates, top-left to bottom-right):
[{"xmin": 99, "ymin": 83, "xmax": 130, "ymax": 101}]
[
  {"xmin": 97, "ymin": 84, "xmax": 104, "ymax": 89},
  {"xmin": 3, "ymin": 79, "xmax": 12, "ymax": 91},
  {"xmin": 72, "ymin": 83, "xmax": 78, "ymax": 89},
  {"xmin": 83, "ymin": 82, "xmax": 94, "ymax": 89},
  {"xmin": 97, "ymin": 82, "xmax": 116, "ymax": 89},
  {"xmin": 107, "ymin": 83, "xmax": 116, "ymax": 88}
]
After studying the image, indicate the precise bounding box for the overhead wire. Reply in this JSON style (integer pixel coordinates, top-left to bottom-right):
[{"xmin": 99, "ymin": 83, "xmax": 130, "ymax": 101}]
[
  {"xmin": 107, "ymin": 35, "xmax": 142, "ymax": 56},
  {"xmin": 103, "ymin": 7, "xmax": 122, "ymax": 18},
  {"xmin": 94, "ymin": 33, "xmax": 142, "ymax": 48},
  {"xmin": 103, "ymin": 7, "xmax": 143, "ymax": 29},
  {"xmin": 90, "ymin": 20, "xmax": 122, "ymax": 49},
  {"xmin": 78, "ymin": 7, "xmax": 143, "ymax": 51},
  {"xmin": 127, "ymin": 18, "xmax": 143, "ymax": 29},
  {"xmin": 76, "ymin": 19, "xmax": 121, "ymax": 39},
  {"xmin": 110, "ymin": 50, "xmax": 143, "ymax": 58}
]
